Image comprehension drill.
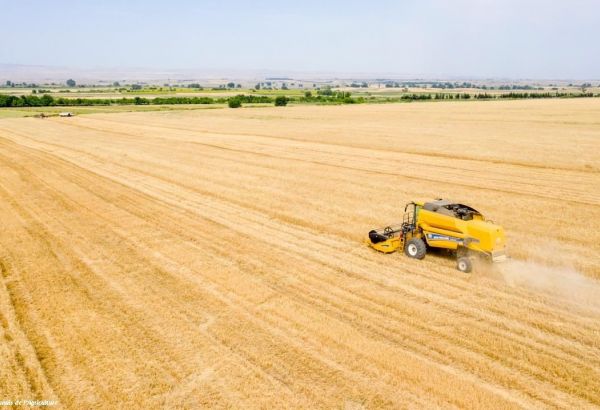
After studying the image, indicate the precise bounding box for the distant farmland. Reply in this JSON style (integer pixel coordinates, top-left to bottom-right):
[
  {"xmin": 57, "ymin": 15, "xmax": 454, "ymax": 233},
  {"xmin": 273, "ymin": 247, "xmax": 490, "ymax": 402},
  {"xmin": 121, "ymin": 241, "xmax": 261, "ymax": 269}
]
[
  {"xmin": 1, "ymin": 99, "xmax": 599, "ymax": 408},
  {"xmin": 1, "ymin": 82, "xmax": 599, "ymax": 114}
]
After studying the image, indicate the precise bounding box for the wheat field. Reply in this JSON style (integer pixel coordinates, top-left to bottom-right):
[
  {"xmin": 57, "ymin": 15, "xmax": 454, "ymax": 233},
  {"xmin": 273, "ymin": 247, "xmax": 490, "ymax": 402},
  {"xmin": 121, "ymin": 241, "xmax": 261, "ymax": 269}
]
[{"xmin": 1, "ymin": 99, "xmax": 599, "ymax": 408}]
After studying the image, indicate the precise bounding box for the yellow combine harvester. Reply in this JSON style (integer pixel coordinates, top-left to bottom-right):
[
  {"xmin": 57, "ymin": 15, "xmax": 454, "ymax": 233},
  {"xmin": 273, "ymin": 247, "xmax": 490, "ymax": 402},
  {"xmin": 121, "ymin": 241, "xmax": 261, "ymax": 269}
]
[{"xmin": 367, "ymin": 199, "xmax": 507, "ymax": 272}]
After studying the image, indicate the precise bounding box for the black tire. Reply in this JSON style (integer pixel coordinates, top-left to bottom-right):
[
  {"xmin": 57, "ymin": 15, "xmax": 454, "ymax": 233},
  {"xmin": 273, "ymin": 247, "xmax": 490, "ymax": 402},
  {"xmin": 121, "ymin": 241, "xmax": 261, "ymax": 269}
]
[
  {"xmin": 457, "ymin": 257, "xmax": 473, "ymax": 273},
  {"xmin": 405, "ymin": 238, "xmax": 426, "ymax": 259}
]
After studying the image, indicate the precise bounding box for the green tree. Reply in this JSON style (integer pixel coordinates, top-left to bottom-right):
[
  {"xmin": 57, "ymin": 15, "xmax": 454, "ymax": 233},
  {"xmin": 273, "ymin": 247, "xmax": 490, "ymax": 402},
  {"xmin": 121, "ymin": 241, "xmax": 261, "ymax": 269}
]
[
  {"xmin": 319, "ymin": 87, "xmax": 333, "ymax": 96},
  {"xmin": 304, "ymin": 91, "xmax": 312, "ymax": 98},
  {"xmin": 274, "ymin": 96, "xmax": 289, "ymax": 106},
  {"xmin": 5, "ymin": 80, "xmax": 12, "ymax": 87},
  {"xmin": 113, "ymin": 81, "xmax": 120, "ymax": 87},
  {"xmin": 66, "ymin": 79, "xmax": 76, "ymax": 87},
  {"xmin": 134, "ymin": 96, "xmax": 148, "ymax": 105},
  {"xmin": 11, "ymin": 96, "xmax": 24, "ymax": 107},
  {"xmin": 228, "ymin": 97, "xmax": 242, "ymax": 108},
  {"xmin": 227, "ymin": 82, "xmax": 235, "ymax": 88},
  {"xmin": 40, "ymin": 94, "xmax": 54, "ymax": 106},
  {"xmin": 255, "ymin": 83, "xmax": 261, "ymax": 90}
]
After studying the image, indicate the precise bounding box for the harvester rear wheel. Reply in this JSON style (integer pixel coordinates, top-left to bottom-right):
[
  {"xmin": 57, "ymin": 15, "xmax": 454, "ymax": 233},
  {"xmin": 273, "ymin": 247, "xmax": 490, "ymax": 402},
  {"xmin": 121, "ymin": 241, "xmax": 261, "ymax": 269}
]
[
  {"xmin": 457, "ymin": 257, "xmax": 473, "ymax": 273},
  {"xmin": 405, "ymin": 238, "xmax": 426, "ymax": 259}
]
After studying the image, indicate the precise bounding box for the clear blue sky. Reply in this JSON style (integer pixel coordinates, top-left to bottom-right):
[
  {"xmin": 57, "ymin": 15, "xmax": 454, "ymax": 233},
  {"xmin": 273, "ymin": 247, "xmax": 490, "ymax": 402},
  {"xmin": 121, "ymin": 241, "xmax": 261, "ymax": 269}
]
[{"xmin": 1, "ymin": 0, "xmax": 599, "ymax": 78}]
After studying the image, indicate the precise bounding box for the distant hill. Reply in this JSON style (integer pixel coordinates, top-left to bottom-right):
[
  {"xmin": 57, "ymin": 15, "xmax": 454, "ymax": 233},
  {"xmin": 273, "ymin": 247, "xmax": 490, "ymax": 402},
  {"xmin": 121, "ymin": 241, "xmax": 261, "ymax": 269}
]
[{"xmin": 1, "ymin": 64, "xmax": 597, "ymax": 86}]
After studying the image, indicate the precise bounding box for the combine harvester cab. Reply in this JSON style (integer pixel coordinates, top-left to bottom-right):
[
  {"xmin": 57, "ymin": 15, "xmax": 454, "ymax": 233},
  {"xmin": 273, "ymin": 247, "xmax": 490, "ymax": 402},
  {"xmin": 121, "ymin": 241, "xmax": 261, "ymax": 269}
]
[{"xmin": 367, "ymin": 199, "xmax": 507, "ymax": 272}]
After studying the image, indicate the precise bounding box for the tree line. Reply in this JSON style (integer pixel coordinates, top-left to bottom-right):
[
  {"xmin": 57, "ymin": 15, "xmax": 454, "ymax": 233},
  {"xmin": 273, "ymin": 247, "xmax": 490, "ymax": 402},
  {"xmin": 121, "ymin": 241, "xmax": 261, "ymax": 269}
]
[
  {"xmin": 0, "ymin": 94, "xmax": 275, "ymax": 108},
  {"xmin": 0, "ymin": 91, "xmax": 598, "ymax": 108}
]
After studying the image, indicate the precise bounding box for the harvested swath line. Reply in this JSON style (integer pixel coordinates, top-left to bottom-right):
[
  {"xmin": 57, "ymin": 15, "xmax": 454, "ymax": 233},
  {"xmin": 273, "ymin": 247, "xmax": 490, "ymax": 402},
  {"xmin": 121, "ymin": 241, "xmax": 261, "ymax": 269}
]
[
  {"xmin": 0, "ymin": 142, "xmax": 568, "ymax": 406},
  {"xmin": 25, "ymin": 119, "xmax": 599, "ymax": 206},
  {"xmin": 0, "ymin": 257, "xmax": 57, "ymax": 401},
  {"xmin": 2, "ymin": 118, "xmax": 596, "ymax": 216},
  {"xmin": 3, "ymin": 125, "xmax": 596, "ymax": 276},
  {"xmin": 0, "ymin": 187, "xmax": 193, "ymax": 403},
  {"xmin": 12, "ymin": 141, "xmax": 596, "ymax": 406},
  {"xmin": 0, "ymin": 139, "xmax": 434, "ymax": 406},
  {"xmin": 25, "ymin": 113, "xmax": 599, "ymax": 194},
  {"xmin": 78, "ymin": 103, "xmax": 600, "ymax": 174},
  {"xmin": 2, "ymin": 131, "xmax": 596, "ymax": 342},
  {"xmin": 25, "ymin": 128, "xmax": 596, "ymax": 278},
  {"xmin": 0, "ymin": 150, "xmax": 314, "ymax": 406},
  {"xmin": 2, "ymin": 129, "xmax": 596, "ymax": 336},
  {"xmin": 32, "ymin": 145, "xmax": 600, "ymax": 368}
]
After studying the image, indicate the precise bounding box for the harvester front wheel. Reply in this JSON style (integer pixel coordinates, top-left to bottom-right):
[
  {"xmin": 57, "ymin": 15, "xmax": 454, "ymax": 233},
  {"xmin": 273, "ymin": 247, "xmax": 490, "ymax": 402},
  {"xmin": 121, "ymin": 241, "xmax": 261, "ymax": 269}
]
[
  {"xmin": 405, "ymin": 238, "xmax": 426, "ymax": 259},
  {"xmin": 457, "ymin": 257, "xmax": 473, "ymax": 273}
]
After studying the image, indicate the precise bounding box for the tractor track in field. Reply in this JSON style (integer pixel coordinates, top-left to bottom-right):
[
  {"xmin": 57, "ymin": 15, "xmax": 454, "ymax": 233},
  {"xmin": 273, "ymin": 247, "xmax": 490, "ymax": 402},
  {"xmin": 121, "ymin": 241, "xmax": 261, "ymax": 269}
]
[
  {"xmin": 22, "ymin": 119, "xmax": 600, "ymax": 206},
  {"xmin": 1, "ymin": 133, "xmax": 599, "ymax": 407},
  {"xmin": 2, "ymin": 134, "xmax": 598, "ymax": 319},
  {"xmin": 3, "ymin": 119, "xmax": 599, "ymax": 272},
  {"xmin": 2, "ymin": 125, "xmax": 600, "ymax": 346},
  {"xmin": 7, "ymin": 117, "xmax": 600, "ymax": 208},
  {"xmin": 75, "ymin": 114, "xmax": 600, "ymax": 174},
  {"xmin": 0, "ymin": 255, "xmax": 58, "ymax": 402},
  {"xmin": 0, "ymin": 142, "xmax": 439, "ymax": 407}
]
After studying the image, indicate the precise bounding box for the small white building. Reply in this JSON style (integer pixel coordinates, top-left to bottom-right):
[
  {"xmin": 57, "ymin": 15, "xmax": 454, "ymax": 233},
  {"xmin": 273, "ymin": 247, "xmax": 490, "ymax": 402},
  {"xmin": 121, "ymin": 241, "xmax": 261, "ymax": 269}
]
[{"xmin": 59, "ymin": 112, "xmax": 74, "ymax": 117}]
